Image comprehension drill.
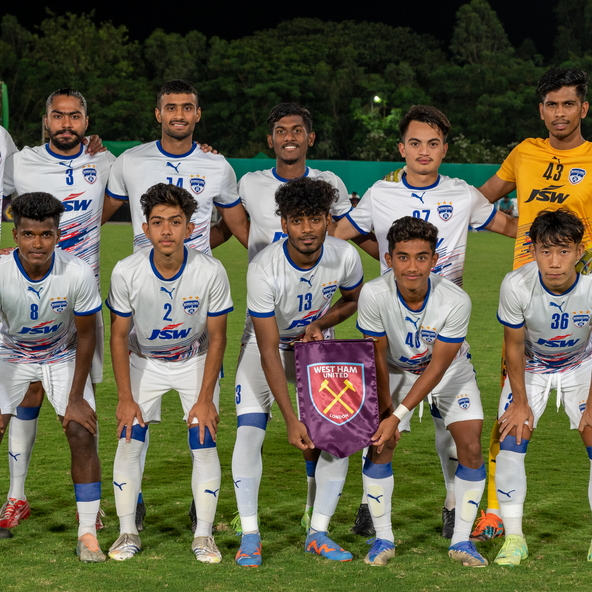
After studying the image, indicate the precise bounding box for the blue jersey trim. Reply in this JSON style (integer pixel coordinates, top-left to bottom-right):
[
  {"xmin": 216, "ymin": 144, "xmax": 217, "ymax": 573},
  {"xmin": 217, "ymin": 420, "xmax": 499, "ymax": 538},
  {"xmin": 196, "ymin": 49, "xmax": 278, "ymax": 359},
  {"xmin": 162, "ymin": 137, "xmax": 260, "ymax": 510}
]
[
  {"xmin": 156, "ymin": 140, "xmax": 197, "ymax": 158},
  {"xmin": 345, "ymin": 212, "xmax": 368, "ymax": 235},
  {"xmin": 340, "ymin": 276, "xmax": 363, "ymax": 291},
  {"xmin": 539, "ymin": 270, "xmax": 579, "ymax": 296},
  {"xmin": 436, "ymin": 334, "xmax": 464, "ymax": 343},
  {"xmin": 402, "ymin": 172, "xmax": 440, "ymax": 191},
  {"xmin": 248, "ymin": 309, "xmax": 275, "ymax": 318},
  {"xmin": 497, "ymin": 312, "xmax": 524, "ymax": 329},
  {"xmin": 106, "ymin": 187, "xmax": 129, "ymax": 201},
  {"xmin": 45, "ymin": 143, "xmax": 84, "ymax": 160},
  {"xmin": 282, "ymin": 240, "xmax": 323, "ymax": 272},
  {"xmin": 74, "ymin": 303, "xmax": 102, "ymax": 316},
  {"xmin": 473, "ymin": 207, "xmax": 496, "ymax": 231},
  {"xmin": 105, "ymin": 299, "xmax": 132, "ymax": 317},
  {"xmin": 356, "ymin": 322, "xmax": 385, "ymax": 337},
  {"xmin": 397, "ymin": 277, "xmax": 430, "ymax": 313},
  {"xmin": 331, "ymin": 208, "xmax": 351, "ymax": 221},
  {"xmin": 14, "ymin": 250, "xmax": 54, "ymax": 283},
  {"xmin": 208, "ymin": 306, "xmax": 234, "ymax": 317},
  {"xmin": 150, "ymin": 247, "xmax": 187, "ymax": 281},
  {"xmin": 213, "ymin": 197, "xmax": 241, "ymax": 209},
  {"xmin": 272, "ymin": 166, "xmax": 310, "ymax": 183}
]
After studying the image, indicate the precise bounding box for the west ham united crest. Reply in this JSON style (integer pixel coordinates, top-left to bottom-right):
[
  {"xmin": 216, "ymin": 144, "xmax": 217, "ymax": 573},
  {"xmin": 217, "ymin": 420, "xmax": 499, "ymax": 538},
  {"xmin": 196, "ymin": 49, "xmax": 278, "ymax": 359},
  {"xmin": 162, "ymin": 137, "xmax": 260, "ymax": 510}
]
[
  {"xmin": 308, "ymin": 363, "xmax": 365, "ymax": 426},
  {"xmin": 573, "ymin": 311, "xmax": 591, "ymax": 328},
  {"xmin": 437, "ymin": 202, "xmax": 453, "ymax": 221},
  {"xmin": 50, "ymin": 298, "xmax": 68, "ymax": 313},
  {"xmin": 420, "ymin": 327, "xmax": 437, "ymax": 344},
  {"xmin": 569, "ymin": 168, "xmax": 586, "ymax": 185},
  {"xmin": 190, "ymin": 176, "xmax": 206, "ymax": 195},
  {"xmin": 183, "ymin": 298, "xmax": 200, "ymax": 315},
  {"xmin": 82, "ymin": 165, "xmax": 97, "ymax": 184},
  {"xmin": 457, "ymin": 394, "xmax": 470, "ymax": 410}
]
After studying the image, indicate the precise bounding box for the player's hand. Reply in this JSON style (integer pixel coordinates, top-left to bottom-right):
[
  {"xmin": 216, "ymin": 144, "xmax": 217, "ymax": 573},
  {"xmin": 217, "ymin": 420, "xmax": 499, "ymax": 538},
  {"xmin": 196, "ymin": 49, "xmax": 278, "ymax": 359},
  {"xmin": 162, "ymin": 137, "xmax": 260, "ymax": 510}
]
[
  {"xmin": 302, "ymin": 321, "xmax": 324, "ymax": 342},
  {"xmin": 286, "ymin": 419, "xmax": 314, "ymax": 451},
  {"xmin": 498, "ymin": 401, "xmax": 533, "ymax": 445},
  {"xmin": 63, "ymin": 398, "xmax": 98, "ymax": 435},
  {"xmin": 0, "ymin": 247, "xmax": 14, "ymax": 256},
  {"xmin": 371, "ymin": 415, "xmax": 400, "ymax": 453},
  {"xmin": 116, "ymin": 399, "xmax": 145, "ymax": 442},
  {"xmin": 200, "ymin": 143, "xmax": 219, "ymax": 155},
  {"xmin": 187, "ymin": 399, "xmax": 219, "ymax": 444},
  {"xmin": 83, "ymin": 135, "xmax": 106, "ymax": 156},
  {"xmin": 578, "ymin": 404, "xmax": 592, "ymax": 434}
]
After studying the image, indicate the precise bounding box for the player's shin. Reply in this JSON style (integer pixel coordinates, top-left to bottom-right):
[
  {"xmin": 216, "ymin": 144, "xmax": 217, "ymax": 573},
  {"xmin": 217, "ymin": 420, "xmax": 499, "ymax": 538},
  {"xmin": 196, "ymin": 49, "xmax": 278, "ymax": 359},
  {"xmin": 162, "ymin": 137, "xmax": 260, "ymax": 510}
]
[
  {"xmin": 7, "ymin": 406, "xmax": 40, "ymax": 501},
  {"xmin": 362, "ymin": 458, "xmax": 394, "ymax": 543},
  {"xmin": 137, "ymin": 428, "xmax": 149, "ymax": 507},
  {"xmin": 75, "ymin": 482, "xmax": 101, "ymax": 538},
  {"xmin": 587, "ymin": 447, "xmax": 592, "ymax": 516},
  {"xmin": 450, "ymin": 463, "xmax": 486, "ymax": 546},
  {"xmin": 496, "ymin": 435, "xmax": 528, "ymax": 537},
  {"xmin": 232, "ymin": 415, "xmax": 267, "ymax": 533},
  {"xmin": 311, "ymin": 452, "xmax": 349, "ymax": 532},
  {"xmin": 305, "ymin": 459, "xmax": 317, "ymax": 512},
  {"xmin": 189, "ymin": 426, "xmax": 221, "ymax": 538},
  {"xmin": 433, "ymin": 413, "xmax": 458, "ymax": 510},
  {"xmin": 486, "ymin": 420, "xmax": 502, "ymax": 515},
  {"xmin": 113, "ymin": 425, "xmax": 147, "ymax": 536}
]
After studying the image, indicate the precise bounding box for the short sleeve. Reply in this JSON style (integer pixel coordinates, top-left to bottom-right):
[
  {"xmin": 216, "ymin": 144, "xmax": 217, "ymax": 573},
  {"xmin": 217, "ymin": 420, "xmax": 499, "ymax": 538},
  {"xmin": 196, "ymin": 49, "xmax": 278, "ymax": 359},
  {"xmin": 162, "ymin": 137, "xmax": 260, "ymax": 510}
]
[
  {"xmin": 106, "ymin": 153, "xmax": 128, "ymax": 201},
  {"xmin": 238, "ymin": 175, "xmax": 249, "ymax": 215},
  {"xmin": 340, "ymin": 246, "xmax": 364, "ymax": 291},
  {"xmin": 468, "ymin": 185, "xmax": 496, "ymax": 230},
  {"xmin": 246, "ymin": 262, "xmax": 276, "ymax": 318},
  {"xmin": 3, "ymin": 150, "xmax": 19, "ymax": 198},
  {"xmin": 437, "ymin": 293, "xmax": 472, "ymax": 343},
  {"xmin": 213, "ymin": 159, "xmax": 240, "ymax": 208},
  {"xmin": 345, "ymin": 187, "xmax": 373, "ymax": 235},
  {"xmin": 207, "ymin": 261, "xmax": 234, "ymax": 316},
  {"xmin": 497, "ymin": 273, "xmax": 525, "ymax": 329},
  {"xmin": 497, "ymin": 145, "xmax": 519, "ymax": 184},
  {"xmin": 73, "ymin": 261, "xmax": 103, "ymax": 316},
  {"xmin": 330, "ymin": 174, "xmax": 352, "ymax": 220},
  {"xmin": 105, "ymin": 262, "xmax": 132, "ymax": 317},
  {"xmin": 356, "ymin": 284, "xmax": 386, "ymax": 337}
]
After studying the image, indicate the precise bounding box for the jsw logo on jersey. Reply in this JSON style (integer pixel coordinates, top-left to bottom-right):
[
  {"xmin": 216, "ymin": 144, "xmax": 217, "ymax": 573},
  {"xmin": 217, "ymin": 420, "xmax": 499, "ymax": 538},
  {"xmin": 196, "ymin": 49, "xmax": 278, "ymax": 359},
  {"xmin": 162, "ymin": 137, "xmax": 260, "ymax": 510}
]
[
  {"xmin": 285, "ymin": 308, "xmax": 324, "ymax": 330},
  {"xmin": 399, "ymin": 347, "xmax": 430, "ymax": 369},
  {"xmin": 17, "ymin": 320, "xmax": 63, "ymax": 335},
  {"xmin": 524, "ymin": 185, "xmax": 569, "ymax": 204},
  {"xmin": 147, "ymin": 322, "xmax": 192, "ymax": 340},
  {"xmin": 536, "ymin": 334, "xmax": 580, "ymax": 348},
  {"xmin": 63, "ymin": 192, "xmax": 91, "ymax": 212}
]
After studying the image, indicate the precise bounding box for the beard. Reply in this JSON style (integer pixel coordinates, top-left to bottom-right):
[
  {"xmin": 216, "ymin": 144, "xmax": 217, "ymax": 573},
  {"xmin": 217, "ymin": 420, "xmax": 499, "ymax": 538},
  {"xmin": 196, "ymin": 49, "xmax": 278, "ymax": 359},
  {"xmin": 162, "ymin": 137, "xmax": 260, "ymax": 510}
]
[{"xmin": 49, "ymin": 128, "xmax": 85, "ymax": 151}]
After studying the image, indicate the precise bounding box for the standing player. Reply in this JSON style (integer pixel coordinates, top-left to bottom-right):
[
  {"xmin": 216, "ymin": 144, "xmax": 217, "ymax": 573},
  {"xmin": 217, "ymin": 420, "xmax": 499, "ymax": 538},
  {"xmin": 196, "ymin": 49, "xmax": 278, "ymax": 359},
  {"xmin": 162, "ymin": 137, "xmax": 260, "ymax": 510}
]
[
  {"xmin": 359, "ymin": 216, "xmax": 487, "ymax": 567},
  {"xmin": 334, "ymin": 105, "xmax": 516, "ymax": 538},
  {"xmin": 0, "ymin": 126, "xmax": 18, "ymax": 212},
  {"xmin": 232, "ymin": 177, "xmax": 363, "ymax": 566},
  {"xmin": 1, "ymin": 89, "xmax": 113, "ymax": 530},
  {"xmin": 474, "ymin": 68, "xmax": 592, "ymax": 541},
  {"xmin": 106, "ymin": 184, "xmax": 232, "ymax": 563},
  {"xmin": 493, "ymin": 209, "xmax": 592, "ymax": 565},
  {"xmin": 0, "ymin": 193, "xmax": 104, "ymax": 561}
]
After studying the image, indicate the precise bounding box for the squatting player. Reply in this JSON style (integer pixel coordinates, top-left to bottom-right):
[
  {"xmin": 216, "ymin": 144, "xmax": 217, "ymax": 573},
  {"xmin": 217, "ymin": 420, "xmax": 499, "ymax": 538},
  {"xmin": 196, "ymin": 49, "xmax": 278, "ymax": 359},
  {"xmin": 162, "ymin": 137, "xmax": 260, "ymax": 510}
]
[
  {"xmin": 334, "ymin": 105, "xmax": 516, "ymax": 538},
  {"xmin": 106, "ymin": 184, "xmax": 233, "ymax": 563},
  {"xmin": 359, "ymin": 216, "xmax": 487, "ymax": 567},
  {"xmin": 493, "ymin": 209, "xmax": 592, "ymax": 565},
  {"xmin": 0, "ymin": 193, "xmax": 104, "ymax": 562},
  {"xmin": 233, "ymin": 177, "xmax": 363, "ymax": 566},
  {"xmin": 475, "ymin": 68, "xmax": 592, "ymax": 541}
]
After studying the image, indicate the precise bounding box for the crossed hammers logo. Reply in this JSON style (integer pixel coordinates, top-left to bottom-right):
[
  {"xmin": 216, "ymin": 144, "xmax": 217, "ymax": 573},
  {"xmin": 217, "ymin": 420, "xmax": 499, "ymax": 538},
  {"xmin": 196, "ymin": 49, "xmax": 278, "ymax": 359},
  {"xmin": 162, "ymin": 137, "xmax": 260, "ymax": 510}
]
[{"xmin": 320, "ymin": 379, "xmax": 356, "ymax": 415}]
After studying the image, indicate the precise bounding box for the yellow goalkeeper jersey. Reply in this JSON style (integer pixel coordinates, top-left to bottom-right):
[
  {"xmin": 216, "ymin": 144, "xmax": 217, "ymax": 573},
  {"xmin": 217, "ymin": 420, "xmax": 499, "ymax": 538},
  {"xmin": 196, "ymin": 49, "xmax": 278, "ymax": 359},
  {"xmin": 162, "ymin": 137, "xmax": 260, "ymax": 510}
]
[{"xmin": 498, "ymin": 138, "xmax": 592, "ymax": 270}]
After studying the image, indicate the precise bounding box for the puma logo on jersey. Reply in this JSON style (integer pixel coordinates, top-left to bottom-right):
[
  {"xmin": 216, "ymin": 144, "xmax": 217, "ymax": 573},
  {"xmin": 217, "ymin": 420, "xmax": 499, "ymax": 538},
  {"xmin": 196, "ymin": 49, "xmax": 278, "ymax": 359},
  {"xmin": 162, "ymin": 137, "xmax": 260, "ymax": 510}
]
[
  {"xmin": 549, "ymin": 301, "xmax": 565, "ymax": 313},
  {"xmin": 300, "ymin": 276, "xmax": 314, "ymax": 287},
  {"xmin": 166, "ymin": 162, "xmax": 181, "ymax": 174},
  {"xmin": 405, "ymin": 316, "xmax": 420, "ymax": 330},
  {"xmin": 412, "ymin": 192, "xmax": 426, "ymax": 204},
  {"xmin": 58, "ymin": 161, "xmax": 74, "ymax": 169},
  {"xmin": 160, "ymin": 286, "xmax": 175, "ymax": 299},
  {"xmin": 205, "ymin": 489, "xmax": 219, "ymax": 497},
  {"xmin": 28, "ymin": 286, "xmax": 43, "ymax": 299}
]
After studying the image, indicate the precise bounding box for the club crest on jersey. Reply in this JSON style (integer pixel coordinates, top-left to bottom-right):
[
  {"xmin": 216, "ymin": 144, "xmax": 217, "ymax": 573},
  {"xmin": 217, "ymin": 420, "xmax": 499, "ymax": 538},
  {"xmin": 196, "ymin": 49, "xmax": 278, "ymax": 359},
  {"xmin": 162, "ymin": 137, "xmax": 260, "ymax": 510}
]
[
  {"xmin": 420, "ymin": 327, "xmax": 437, "ymax": 344},
  {"xmin": 573, "ymin": 311, "xmax": 591, "ymax": 328},
  {"xmin": 322, "ymin": 282, "xmax": 338, "ymax": 301},
  {"xmin": 580, "ymin": 400, "xmax": 587, "ymax": 414},
  {"xmin": 569, "ymin": 168, "xmax": 586, "ymax": 185},
  {"xmin": 437, "ymin": 202, "xmax": 453, "ymax": 221},
  {"xmin": 82, "ymin": 165, "xmax": 97, "ymax": 184},
  {"xmin": 183, "ymin": 297, "xmax": 200, "ymax": 315},
  {"xmin": 190, "ymin": 175, "xmax": 206, "ymax": 195},
  {"xmin": 50, "ymin": 298, "xmax": 68, "ymax": 313},
  {"xmin": 307, "ymin": 363, "xmax": 365, "ymax": 426},
  {"xmin": 457, "ymin": 395, "xmax": 470, "ymax": 410}
]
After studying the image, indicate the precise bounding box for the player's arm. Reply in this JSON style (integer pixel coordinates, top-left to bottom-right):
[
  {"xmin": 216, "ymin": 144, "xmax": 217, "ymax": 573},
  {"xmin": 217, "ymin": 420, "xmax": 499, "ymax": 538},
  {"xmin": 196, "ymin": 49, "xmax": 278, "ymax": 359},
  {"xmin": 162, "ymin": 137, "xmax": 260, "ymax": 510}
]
[
  {"xmin": 102, "ymin": 194, "xmax": 124, "ymax": 225},
  {"xmin": 62, "ymin": 313, "xmax": 97, "ymax": 435},
  {"xmin": 478, "ymin": 173, "xmax": 516, "ymax": 205},
  {"xmin": 499, "ymin": 324, "xmax": 532, "ymax": 444},
  {"xmin": 215, "ymin": 203, "xmax": 249, "ymax": 249},
  {"xmin": 252, "ymin": 315, "xmax": 314, "ymax": 451},
  {"xmin": 372, "ymin": 339, "xmax": 463, "ymax": 447},
  {"xmin": 303, "ymin": 283, "xmax": 363, "ymax": 342},
  {"xmin": 331, "ymin": 216, "xmax": 360, "ymax": 241},
  {"xmin": 210, "ymin": 218, "xmax": 233, "ymax": 249},
  {"xmin": 109, "ymin": 311, "xmax": 145, "ymax": 441},
  {"xmin": 187, "ymin": 313, "xmax": 227, "ymax": 443},
  {"xmin": 484, "ymin": 209, "xmax": 518, "ymax": 239}
]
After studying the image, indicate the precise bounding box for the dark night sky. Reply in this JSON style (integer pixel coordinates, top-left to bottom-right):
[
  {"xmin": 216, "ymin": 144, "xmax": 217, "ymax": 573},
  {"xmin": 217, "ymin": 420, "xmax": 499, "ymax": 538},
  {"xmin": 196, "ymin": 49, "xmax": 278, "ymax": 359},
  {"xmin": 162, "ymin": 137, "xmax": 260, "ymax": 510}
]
[{"xmin": 3, "ymin": 1, "xmax": 560, "ymax": 59}]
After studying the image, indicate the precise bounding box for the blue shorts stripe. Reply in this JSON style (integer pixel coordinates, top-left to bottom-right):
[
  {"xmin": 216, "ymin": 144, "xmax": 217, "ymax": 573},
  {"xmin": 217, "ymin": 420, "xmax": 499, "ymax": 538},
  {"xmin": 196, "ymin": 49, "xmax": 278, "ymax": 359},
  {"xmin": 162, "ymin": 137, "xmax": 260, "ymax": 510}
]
[
  {"xmin": 499, "ymin": 435, "xmax": 529, "ymax": 453},
  {"xmin": 188, "ymin": 426, "xmax": 216, "ymax": 449},
  {"xmin": 74, "ymin": 481, "xmax": 101, "ymax": 502},
  {"xmin": 16, "ymin": 406, "xmax": 41, "ymax": 420},
  {"xmin": 455, "ymin": 463, "xmax": 486, "ymax": 482},
  {"xmin": 430, "ymin": 402, "xmax": 443, "ymax": 419},
  {"xmin": 237, "ymin": 413, "xmax": 269, "ymax": 430},
  {"xmin": 363, "ymin": 458, "xmax": 393, "ymax": 479}
]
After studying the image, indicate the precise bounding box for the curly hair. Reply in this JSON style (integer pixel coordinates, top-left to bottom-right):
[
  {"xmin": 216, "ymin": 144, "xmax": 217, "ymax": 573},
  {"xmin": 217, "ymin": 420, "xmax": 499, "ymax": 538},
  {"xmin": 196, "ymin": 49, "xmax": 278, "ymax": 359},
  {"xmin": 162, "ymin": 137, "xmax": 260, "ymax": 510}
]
[
  {"xmin": 529, "ymin": 208, "xmax": 584, "ymax": 247},
  {"xmin": 274, "ymin": 177, "xmax": 337, "ymax": 220},
  {"xmin": 537, "ymin": 68, "xmax": 589, "ymax": 102},
  {"xmin": 140, "ymin": 183, "xmax": 197, "ymax": 222},
  {"xmin": 157, "ymin": 80, "xmax": 199, "ymax": 109},
  {"xmin": 12, "ymin": 193, "xmax": 65, "ymax": 229},
  {"xmin": 268, "ymin": 103, "xmax": 313, "ymax": 133},
  {"xmin": 399, "ymin": 105, "xmax": 451, "ymax": 142},
  {"xmin": 387, "ymin": 216, "xmax": 439, "ymax": 254}
]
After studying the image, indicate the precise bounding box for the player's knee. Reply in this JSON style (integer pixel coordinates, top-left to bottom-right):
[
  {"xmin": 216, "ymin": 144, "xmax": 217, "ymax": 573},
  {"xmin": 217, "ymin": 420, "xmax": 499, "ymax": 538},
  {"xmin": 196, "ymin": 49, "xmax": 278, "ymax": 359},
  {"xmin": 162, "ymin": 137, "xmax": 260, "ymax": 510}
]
[
  {"xmin": 119, "ymin": 423, "xmax": 148, "ymax": 443},
  {"xmin": 237, "ymin": 412, "xmax": 268, "ymax": 431},
  {"xmin": 458, "ymin": 440, "xmax": 483, "ymax": 468},
  {"xmin": 65, "ymin": 421, "xmax": 97, "ymax": 452}
]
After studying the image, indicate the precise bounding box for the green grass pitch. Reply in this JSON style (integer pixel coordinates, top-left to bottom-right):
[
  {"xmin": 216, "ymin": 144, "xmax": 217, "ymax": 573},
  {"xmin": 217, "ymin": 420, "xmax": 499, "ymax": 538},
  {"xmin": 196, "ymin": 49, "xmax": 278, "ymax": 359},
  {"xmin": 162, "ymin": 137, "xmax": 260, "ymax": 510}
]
[{"xmin": 0, "ymin": 223, "xmax": 591, "ymax": 591}]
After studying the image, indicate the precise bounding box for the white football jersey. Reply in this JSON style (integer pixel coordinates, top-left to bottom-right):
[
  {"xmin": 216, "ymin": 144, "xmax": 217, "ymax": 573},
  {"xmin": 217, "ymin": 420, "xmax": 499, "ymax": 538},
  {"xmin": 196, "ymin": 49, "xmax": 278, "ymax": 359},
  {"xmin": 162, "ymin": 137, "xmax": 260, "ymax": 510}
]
[
  {"xmin": 107, "ymin": 141, "xmax": 240, "ymax": 254},
  {"xmin": 3, "ymin": 143, "xmax": 115, "ymax": 287},
  {"xmin": 106, "ymin": 246, "xmax": 233, "ymax": 361},
  {"xmin": 239, "ymin": 167, "xmax": 352, "ymax": 262},
  {"xmin": 347, "ymin": 174, "xmax": 495, "ymax": 284},
  {"xmin": 0, "ymin": 128, "xmax": 19, "ymax": 240},
  {"xmin": 498, "ymin": 261, "xmax": 592, "ymax": 373},
  {"xmin": 0, "ymin": 249, "xmax": 102, "ymax": 363},
  {"xmin": 246, "ymin": 236, "xmax": 363, "ymax": 350},
  {"xmin": 357, "ymin": 271, "xmax": 471, "ymax": 373}
]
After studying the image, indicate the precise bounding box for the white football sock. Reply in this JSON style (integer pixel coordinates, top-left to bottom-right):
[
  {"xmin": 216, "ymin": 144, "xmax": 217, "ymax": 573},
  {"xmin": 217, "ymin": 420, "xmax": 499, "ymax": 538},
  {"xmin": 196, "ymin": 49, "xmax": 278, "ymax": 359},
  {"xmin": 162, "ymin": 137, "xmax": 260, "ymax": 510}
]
[
  {"xmin": 74, "ymin": 482, "xmax": 101, "ymax": 538},
  {"xmin": 361, "ymin": 447, "xmax": 369, "ymax": 504},
  {"xmin": 305, "ymin": 460, "xmax": 317, "ymax": 512},
  {"xmin": 362, "ymin": 459, "xmax": 394, "ymax": 543},
  {"xmin": 311, "ymin": 451, "xmax": 348, "ymax": 533},
  {"xmin": 450, "ymin": 463, "xmax": 486, "ymax": 546},
  {"xmin": 137, "ymin": 427, "xmax": 149, "ymax": 505},
  {"xmin": 587, "ymin": 448, "xmax": 592, "ymax": 516},
  {"xmin": 433, "ymin": 414, "xmax": 458, "ymax": 510},
  {"xmin": 7, "ymin": 407, "xmax": 40, "ymax": 501}
]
